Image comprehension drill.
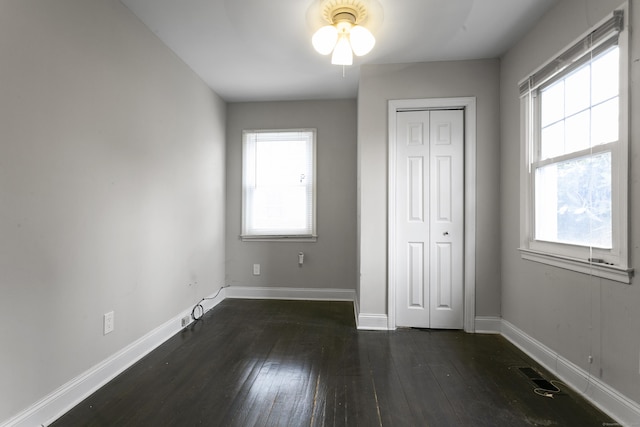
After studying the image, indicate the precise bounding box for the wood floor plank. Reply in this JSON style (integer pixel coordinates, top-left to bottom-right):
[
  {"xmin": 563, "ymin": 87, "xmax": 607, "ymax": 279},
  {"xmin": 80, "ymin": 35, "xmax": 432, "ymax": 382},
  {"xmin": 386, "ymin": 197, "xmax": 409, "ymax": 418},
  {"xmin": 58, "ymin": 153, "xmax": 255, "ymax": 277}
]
[
  {"xmin": 358, "ymin": 332, "xmax": 415, "ymax": 426},
  {"xmin": 389, "ymin": 330, "xmax": 463, "ymax": 426},
  {"xmin": 52, "ymin": 299, "xmax": 617, "ymax": 427}
]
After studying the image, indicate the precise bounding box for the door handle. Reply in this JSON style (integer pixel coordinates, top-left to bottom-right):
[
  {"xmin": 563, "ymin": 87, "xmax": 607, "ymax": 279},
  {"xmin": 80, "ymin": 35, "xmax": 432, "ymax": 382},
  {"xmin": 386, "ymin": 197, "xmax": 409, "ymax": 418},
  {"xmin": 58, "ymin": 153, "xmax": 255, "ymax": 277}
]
[{"xmin": 443, "ymin": 231, "xmax": 449, "ymax": 236}]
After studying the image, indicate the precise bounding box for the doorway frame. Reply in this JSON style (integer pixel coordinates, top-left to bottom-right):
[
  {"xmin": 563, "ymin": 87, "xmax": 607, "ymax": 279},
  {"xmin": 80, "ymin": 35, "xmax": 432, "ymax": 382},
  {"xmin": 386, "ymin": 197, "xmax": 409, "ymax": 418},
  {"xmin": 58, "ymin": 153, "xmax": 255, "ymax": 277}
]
[{"xmin": 388, "ymin": 97, "xmax": 476, "ymax": 332}]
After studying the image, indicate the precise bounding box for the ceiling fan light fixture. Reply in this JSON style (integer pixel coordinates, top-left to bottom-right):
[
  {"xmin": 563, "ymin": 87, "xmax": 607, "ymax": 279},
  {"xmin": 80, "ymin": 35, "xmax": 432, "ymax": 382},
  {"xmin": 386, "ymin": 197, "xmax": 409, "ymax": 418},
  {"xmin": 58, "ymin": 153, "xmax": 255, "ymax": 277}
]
[{"xmin": 312, "ymin": 0, "xmax": 376, "ymax": 65}]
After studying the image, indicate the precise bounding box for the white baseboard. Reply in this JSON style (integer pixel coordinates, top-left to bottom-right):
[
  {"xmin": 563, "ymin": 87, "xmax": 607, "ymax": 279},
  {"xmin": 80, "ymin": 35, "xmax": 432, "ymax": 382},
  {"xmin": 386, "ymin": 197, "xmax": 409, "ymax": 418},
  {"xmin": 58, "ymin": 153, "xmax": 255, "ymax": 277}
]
[
  {"xmin": 224, "ymin": 285, "xmax": 356, "ymax": 302},
  {"xmin": 474, "ymin": 316, "xmax": 502, "ymax": 334},
  {"xmin": 0, "ymin": 289, "xmax": 226, "ymax": 427},
  {"xmin": 501, "ymin": 320, "xmax": 640, "ymax": 427},
  {"xmin": 225, "ymin": 286, "xmax": 360, "ymax": 330},
  {"xmin": 350, "ymin": 291, "xmax": 389, "ymax": 330},
  {"xmin": 357, "ymin": 313, "xmax": 389, "ymax": 330}
]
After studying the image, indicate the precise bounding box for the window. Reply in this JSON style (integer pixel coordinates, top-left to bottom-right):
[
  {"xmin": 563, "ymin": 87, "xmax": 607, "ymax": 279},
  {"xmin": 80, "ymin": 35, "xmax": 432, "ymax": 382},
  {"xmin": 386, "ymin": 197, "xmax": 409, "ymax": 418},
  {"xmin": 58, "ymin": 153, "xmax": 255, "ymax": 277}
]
[
  {"xmin": 242, "ymin": 129, "xmax": 317, "ymax": 241},
  {"xmin": 519, "ymin": 9, "xmax": 632, "ymax": 283}
]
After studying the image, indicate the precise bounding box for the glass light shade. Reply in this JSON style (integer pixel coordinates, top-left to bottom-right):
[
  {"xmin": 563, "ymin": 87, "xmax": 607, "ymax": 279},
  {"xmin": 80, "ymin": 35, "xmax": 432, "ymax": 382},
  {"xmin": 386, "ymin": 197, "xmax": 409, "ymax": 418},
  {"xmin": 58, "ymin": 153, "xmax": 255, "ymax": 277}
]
[
  {"xmin": 349, "ymin": 25, "xmax": 375, "ymax": 56},
  {"xmin": 331, "ymin": 34, "xmax": 353, "ymax": 65},
  {"xmin": 312, "ymin": 25, "xmax": 338, "ymax": 55}
]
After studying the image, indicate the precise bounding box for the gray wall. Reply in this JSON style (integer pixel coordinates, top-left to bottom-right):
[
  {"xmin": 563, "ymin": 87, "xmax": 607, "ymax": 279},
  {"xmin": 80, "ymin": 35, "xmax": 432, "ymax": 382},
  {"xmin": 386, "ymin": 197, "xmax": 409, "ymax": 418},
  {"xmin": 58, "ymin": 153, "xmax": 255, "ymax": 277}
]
[
  {"xmin": 357, "ymin": 60, "xmax": 502, "ymax": 317},
  {"xmin": 500, "ymin": 0, "xmax": 640, "ymax": 402},
  {"xmin": 225, "ymin": 100, "xmax": 357, "ymax": 290},
  {"xmin": 0, "ymin": 0, "xmax": 226, "ymax": 421}
]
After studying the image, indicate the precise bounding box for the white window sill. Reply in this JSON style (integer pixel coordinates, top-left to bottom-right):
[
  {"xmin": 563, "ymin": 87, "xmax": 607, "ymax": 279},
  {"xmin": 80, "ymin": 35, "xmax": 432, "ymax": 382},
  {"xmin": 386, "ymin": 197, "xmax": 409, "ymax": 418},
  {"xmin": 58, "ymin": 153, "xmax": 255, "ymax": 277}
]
[
  {"xmin": 241, "ymin": 235, "xmax": 317, "ymax": 243},
  {"xmin": 519, "ymin": 248, "xmax": 633, "ymax": 284}
]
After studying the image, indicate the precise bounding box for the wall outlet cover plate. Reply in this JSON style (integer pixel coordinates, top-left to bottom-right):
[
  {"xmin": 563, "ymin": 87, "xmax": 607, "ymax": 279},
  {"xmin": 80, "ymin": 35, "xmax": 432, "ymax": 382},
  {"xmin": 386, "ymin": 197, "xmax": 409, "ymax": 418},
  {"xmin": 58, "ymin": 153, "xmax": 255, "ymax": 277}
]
[{"xmin": 103, "ymin": 311, "xmax": 114, "ymax": 335}]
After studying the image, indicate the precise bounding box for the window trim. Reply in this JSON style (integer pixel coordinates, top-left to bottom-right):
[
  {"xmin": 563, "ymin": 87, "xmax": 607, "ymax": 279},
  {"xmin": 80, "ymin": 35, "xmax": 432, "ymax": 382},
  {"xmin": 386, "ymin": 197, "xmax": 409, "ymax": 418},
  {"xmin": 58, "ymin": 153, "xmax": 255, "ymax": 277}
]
[
  {"xmin": 518, "ymin": 6, "xmax": 632, "ymax": 284},
  {"xmin": 241, "ymin": 128, "xmax": 317, "ymax": 242}
]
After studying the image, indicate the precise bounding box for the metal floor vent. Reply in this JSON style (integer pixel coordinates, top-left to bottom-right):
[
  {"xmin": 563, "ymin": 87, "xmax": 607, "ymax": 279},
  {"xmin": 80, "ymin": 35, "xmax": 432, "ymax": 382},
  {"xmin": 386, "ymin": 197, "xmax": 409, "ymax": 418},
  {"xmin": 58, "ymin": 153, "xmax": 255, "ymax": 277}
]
[{"xmin": 518, "ymin": 367, "xmax": 560, "ymax": 393}]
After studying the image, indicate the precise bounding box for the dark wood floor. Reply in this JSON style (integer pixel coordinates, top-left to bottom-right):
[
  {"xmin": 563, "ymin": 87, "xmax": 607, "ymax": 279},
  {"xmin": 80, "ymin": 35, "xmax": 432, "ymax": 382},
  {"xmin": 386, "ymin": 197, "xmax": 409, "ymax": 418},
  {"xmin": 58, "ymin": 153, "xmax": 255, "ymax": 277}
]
[{"xmin": 52, "ymin": 299, "xmax": 616, "ymax": 426}]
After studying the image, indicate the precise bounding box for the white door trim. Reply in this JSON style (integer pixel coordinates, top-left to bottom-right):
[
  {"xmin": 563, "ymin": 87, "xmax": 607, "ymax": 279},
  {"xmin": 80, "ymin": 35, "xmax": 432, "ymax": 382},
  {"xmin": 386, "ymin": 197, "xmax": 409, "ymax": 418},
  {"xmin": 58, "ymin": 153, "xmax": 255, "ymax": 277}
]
[{"xmin": 388, "ymin": 97, "xmax": 476, "ymax": 332}]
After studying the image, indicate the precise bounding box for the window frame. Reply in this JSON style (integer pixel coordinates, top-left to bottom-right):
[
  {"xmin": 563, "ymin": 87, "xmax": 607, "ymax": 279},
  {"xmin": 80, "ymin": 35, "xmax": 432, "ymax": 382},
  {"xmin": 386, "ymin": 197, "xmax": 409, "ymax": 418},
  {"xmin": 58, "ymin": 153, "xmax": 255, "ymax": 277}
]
[
  {"xmin": 241, "ymin": 128, "xmax": 317, "ymax": 242},
  {"xmin": 518, "ymin": 7, "xmax": 632, "ymax": 283}
]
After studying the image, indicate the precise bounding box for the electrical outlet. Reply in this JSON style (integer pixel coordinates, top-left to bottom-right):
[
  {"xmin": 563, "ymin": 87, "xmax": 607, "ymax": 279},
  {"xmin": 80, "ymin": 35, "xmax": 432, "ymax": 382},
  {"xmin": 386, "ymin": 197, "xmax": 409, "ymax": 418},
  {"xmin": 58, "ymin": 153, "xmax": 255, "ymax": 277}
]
[
  {"xmin": 181, "ymin": 315, "xmax": 191, "ymax": 327},
  {"xmin": 588, "ymin": 355, "xmax": 593, "ymax": 364},
  {"xmin": 103, "ymin": 311, "xmax": 114, "ymax": 335},
  {"xmin": 253, "ymin": 264, "xmax": 260, "ymax": 275}
]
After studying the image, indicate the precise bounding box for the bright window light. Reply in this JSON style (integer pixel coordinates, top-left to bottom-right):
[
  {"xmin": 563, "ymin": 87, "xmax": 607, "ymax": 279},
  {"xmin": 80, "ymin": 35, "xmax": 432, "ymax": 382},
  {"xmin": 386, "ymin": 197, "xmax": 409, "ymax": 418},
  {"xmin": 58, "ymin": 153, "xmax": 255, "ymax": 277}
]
[{"xmin": 242, "ymin": 129, "xmax": 316, "ymax": 240}]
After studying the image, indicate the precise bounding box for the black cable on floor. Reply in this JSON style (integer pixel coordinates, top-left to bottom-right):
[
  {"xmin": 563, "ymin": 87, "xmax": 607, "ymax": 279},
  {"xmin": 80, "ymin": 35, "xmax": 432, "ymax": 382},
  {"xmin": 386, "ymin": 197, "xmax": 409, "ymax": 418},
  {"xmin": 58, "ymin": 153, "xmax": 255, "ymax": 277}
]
[{"xmin": 191, "ymin": 285, "xmax": 229, "ymax": 321}]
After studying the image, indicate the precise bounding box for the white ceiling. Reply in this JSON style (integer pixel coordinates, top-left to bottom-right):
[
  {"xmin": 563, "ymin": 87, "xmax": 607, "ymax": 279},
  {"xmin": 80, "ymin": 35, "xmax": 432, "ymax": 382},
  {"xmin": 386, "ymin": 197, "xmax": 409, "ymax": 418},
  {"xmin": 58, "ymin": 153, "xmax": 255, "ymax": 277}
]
[{"xmin": 120, "ymin": 0, "xmax": 559, "ymax": 102}]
